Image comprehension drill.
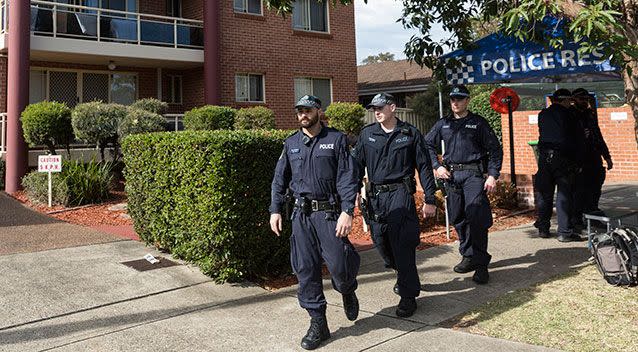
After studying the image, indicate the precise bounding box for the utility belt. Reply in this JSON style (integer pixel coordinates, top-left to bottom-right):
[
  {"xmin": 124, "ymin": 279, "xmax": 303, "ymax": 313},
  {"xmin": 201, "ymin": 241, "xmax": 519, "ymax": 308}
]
[
  {"xmin": 446, "ymin": 162, "xmax": 482, "ymax": 172},
  {"xmin": 294, "ymin": 196, "xmax": 339, "ymax": 215},
  {"xmin": 367, "ymin": 176, "xmax": 417, "ymax": 198}
]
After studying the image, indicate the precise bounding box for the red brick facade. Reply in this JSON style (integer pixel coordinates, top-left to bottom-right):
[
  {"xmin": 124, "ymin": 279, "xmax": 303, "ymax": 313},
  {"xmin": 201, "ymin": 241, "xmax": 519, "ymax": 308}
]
[{"xmin": 500, "ymin": 106, "xmax": 638, "ymax": 205}]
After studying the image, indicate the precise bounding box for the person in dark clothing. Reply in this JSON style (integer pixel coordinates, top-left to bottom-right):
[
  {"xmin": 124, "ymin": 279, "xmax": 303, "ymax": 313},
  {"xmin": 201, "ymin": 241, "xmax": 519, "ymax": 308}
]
[
  {"xmin": 270, "ymin": 95, "xmax": 360, "ymax": 350},
  {"xmin": 570, "ymin": 88, "xmax": 613, "ymax": 223},
  {"xmin": 424, "ymin": 85, "xmax": 503, "ymax": 285},
  {"xmin": 534, "ymin": 89, "xmax": 586, "ymax": 242},
  {"xmin": 351, "ymin": 92, "xmax": 437, "ymax": 318}
]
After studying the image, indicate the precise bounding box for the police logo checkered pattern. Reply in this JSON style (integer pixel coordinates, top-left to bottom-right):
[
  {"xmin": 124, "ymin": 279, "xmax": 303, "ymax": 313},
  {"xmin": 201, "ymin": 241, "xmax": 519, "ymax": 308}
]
[{"xmin": 445, "ymin": 55, "xmax": 475, "ymax": 85}]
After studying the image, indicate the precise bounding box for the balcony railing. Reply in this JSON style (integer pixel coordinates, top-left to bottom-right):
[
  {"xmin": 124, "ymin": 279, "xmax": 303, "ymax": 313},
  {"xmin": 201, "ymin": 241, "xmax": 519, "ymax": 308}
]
[{"xmin": 2, "ymin": 1, "xmax": 204, "ymax": 48}]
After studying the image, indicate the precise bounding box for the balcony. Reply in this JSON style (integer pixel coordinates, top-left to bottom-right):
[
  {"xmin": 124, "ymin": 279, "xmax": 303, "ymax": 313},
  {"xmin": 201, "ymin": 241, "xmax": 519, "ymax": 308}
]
[{"xmin": 0, "ymin": 1, "xmax": 205, "ymax": 67}]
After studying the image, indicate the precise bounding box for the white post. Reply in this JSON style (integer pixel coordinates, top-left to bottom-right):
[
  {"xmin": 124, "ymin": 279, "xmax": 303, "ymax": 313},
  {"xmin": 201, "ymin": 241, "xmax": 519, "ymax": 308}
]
[
  {"xmin": 438, "ymin": 85, "xmax": 444, "ymax": 119},
  {"xmin": 48, "ymin": 169, "xmax": 52, "ymax": 207},
  {"xmin": 442, "ymin": 140, "xmax": 450, "ymax": 240},
  {"xmin": 362, "ymin": 168, "xmax": 369, "ymax": 233}
]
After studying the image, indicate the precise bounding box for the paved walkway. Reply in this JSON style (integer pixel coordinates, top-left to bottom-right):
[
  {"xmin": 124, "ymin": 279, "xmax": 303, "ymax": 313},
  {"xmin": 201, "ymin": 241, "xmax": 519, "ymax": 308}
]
[{"xmin": 1, "ymin": 183, "xmax": 636, "ymax": 351}]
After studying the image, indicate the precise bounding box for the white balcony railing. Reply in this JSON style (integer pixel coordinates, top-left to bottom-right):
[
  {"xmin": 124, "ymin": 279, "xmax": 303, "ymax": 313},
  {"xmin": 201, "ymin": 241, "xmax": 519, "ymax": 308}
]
[{"xmin": 1, "ymin": 1, "xmax": 204, "ymax": 48}]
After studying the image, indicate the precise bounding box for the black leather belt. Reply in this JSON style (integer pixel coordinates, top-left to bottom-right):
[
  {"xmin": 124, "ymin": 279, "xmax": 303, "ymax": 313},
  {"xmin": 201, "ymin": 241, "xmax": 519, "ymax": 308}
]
[
  {"xmin": 294, "ymin": 197, "xmax": 338, "ymax": 213},
  {"xmin": 448, "ymin": 163, "xmax": 482, "ymax": 172},
  {"xmin": 373, "ymin": 182, "xmax": 403, "ymax": 194}
]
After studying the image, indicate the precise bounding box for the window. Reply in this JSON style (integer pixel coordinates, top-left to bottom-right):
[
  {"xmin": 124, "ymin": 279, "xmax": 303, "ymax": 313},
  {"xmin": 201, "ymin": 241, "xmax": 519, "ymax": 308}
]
[
  {"xmin": 236, "ymin": 74, "xmax": 264, "ymax": 102},
  {"xmin": 110, "ymin": 73, "xmax": 137, "ymax": 105},
  {"xmin": 234, "ymin": 0, "xmax": 262, "ymax": 15},
  {"xmin": 294, "ymin": 77, "xmax": 331, "ymax": 107},
  {"xmin": 167, "ymin": 75, "xmax": 183, "ymax": 104},
  {"xmin": 292, "ymin": 0, "xmax": 327, "ymax": 32},
  {"xmin": 166, "ymin": 0, "xmax": 181, "ymax": 17}
]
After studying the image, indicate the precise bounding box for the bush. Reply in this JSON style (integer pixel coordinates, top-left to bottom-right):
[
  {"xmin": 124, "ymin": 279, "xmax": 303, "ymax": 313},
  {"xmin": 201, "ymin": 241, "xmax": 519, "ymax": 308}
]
[
  {"xmin": 21, "ymin": 159, "xmax": 113, "ymax": 206},
  {"xmin": 325, "ymin": 102, "xmax": 366, "ymax": 136},
  {"xmin": 118, "ymin": 108, "xmax": 166, "ymax": 141},
  {"xmin": 468, "ymin": 88, "xmax": 503, "ymax": 142},
  {"xmin": 183, "ymin": 106, "xmax": 236, "ymax": 131},
  {"xmin": 122, "ymin": 129, "xmax": 292, "ymax": 283},
  {"xmin": 407, "ymin": 82, "xmax": 451, "ymax": 133},
  {"xmin": 488, "ymin": 180, "xmax": 519, "ymax": 210},
  {"xmin": 234, "ymin": 106, "xmax": 276, "ymax": 130},
  {"xmin": 22, "ymin": 171, "xmax": 69, "ymax": 206},
  {"xmin": 130, "ymin": 98, "xmax": 169, "ymax": 115},
  {"xmin": 72, "ymin": 102, "xmax": 127, "ymax": 161},
  {"xmin": 21, "ymin": 101, "xmax": 73, "ymax": 154}
]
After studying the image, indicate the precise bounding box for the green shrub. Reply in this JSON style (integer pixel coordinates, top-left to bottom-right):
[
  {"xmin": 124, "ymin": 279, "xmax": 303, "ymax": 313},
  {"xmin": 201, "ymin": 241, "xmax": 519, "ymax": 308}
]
[
  {"xmin": 122, "ymin": 129, "xmax": 292, "ymax": 283},
  {"xmin": 21, "ymin": 159, "xmax": 113, "ymax": 206},
  {"xmin": 72, "ymin": 102, "xmax": 127, "ymax": 161},
  {"xmin": 488, "ymin": 180, "xmax": 519, "ymax": 210},
  {"xmin": 63, "ymin": 159, "xmax": 113, "ymax": 205},
  {"xmin": 325, "ymin": 102, "xmax": 366, "ymax": 136},
  {"xmin": 130, "ymin": 98, "xmax": 169, "ymax": 115},
  {"xmin": 21, "ymin": 101, "xmax": 73, "ymax": 154},
  {"xmin": 183, "ymin": 106, "xmax": 236, "ymax": 131},
  {"xmin": 468, "ymin": 89, "xmax": 503, "ymax": 142},
  {"xmin": 234, "ymin": 106, "xmax": 276, "ymax": 130},
  {"xmin": 407, "ymin": 83, "xmax": 451, "ymax": 133},
  {"xmin": 118, "ymin": 108, "xmax": 166, "ymax": 141},
  {"xmin": 21, "ymin": 171, "xmax": 69, "ymax": 206}
]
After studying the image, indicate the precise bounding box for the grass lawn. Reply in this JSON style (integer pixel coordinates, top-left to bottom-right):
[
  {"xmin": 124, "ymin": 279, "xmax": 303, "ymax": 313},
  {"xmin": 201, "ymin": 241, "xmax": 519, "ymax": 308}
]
[{"xmin": 445, "ymin": 263, "xmax": 638, "ymax": 352}]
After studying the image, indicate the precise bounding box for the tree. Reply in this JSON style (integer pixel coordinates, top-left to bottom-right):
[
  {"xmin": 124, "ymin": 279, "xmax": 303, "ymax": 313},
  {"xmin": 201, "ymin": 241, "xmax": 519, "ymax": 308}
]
[
  {"xmin": 264, "ymin": 0, "xmax": 638, "ymax": 142},
  {"xmin": 361, "ymin": 52, "xmax": 396, "ymax": 65}
]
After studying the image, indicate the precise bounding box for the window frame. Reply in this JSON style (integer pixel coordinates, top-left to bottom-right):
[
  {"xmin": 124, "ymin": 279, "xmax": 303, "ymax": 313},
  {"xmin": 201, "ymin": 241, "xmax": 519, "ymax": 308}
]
[
  {"xmin": 294, "ymin": 77, "xmax": 333, "ymax": 107},
  {"xmin": 233, "ymin": 0, "xmax": 263, "ymax": 16},
  {"xmin": 235, "ymin": 73, "xmax": 266, "ymax": 103},
  {"xmin": 292, "ymin": 0, "xmax": 330, "ymax": 34},
  {"xmin": 167, "ymin": 74, "xmax": 183, "ymax": 105}
]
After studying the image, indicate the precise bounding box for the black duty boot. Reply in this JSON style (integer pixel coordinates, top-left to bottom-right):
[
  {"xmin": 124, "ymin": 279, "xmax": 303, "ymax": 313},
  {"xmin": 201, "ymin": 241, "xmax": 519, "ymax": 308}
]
[
  {"xmin": 453, "ymin": 256, "xmax": 476, "ymax": 273},
  {"xmin": 472, "ymin": 266, "xmax": 489, "ymax": 284},
  {"xmin": 393, "ymin": 281, "xmax": 400, "ymax": 295},
  {"xmin": 395, "ymin": 297, "xmax": 417, "ymax": 318},
  {"xmin": 538, "ymin": 230, "xmax": 552, "ymax": 238},
  {"xmin": 557, "ymin": 233, "xmax": 585, "ymax": 243},
  {"xmin": 342, "ymin": 292, "xmax": 359, "ymax": 321},
  {"xmin": 301, "ymin": 316, "xmax": 330, "ymax": 350}
]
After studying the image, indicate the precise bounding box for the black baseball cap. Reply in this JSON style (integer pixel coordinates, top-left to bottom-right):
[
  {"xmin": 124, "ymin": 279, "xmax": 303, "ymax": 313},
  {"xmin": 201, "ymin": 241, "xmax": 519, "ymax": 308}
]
[
  {"xmin": 552, "ymin": 89, "xmax": 572, "ymax": 100},
  {"xmin": 572, "ymin": 88, "xmax": 590, "ymax": 97},
  {"xmin": 295, "ymin": 95, "xmax": 322, "ymax": 109},
  {"xmin": 366, "ymin": 93, "xmax": 396, "ymax": 109},
  {"xmin": 450, "ymin": 85, "xmax": 470, "ymax": 98}
]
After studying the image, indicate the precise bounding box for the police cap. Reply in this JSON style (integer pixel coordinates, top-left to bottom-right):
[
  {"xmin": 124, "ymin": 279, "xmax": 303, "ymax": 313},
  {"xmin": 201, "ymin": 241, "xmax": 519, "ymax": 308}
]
[
  {"xmin": 366, "ymin": 93, "xmax": 396, "ymax": 109},
  {"xmin": 552, "ymin": 89, "xmax": 572, "ymax": 100},
  {"xmin": 450, "ymin": 85, "xmax": 470, "ymax": 98},
  {"xmin": 295, "ymin": 95, "xmax": 322, "ymax": 109},
  {"xmin": 572, "ymin": 88, "xmax": 590, "ymax": 97}
]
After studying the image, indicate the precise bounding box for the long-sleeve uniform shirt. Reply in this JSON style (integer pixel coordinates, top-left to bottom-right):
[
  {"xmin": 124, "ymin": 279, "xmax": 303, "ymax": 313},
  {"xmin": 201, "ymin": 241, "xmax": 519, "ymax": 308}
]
[
  {"xmin": 570, "ymin": 106, "xmax": 610, "ymax": 167},
  {"xmin": 269, "ymin": 126, "xmax": 358, "ymax": 214},
  {"xmin": 424, "ymin": 112, "xmax": 503, "ymax": 178},
  {"xmin": 351, "ymin": 119, "xmax": 436, "ymax": 204},
  {"xmin": 538, "ymin": 104, "xmax": 586, "ymax": 165}
]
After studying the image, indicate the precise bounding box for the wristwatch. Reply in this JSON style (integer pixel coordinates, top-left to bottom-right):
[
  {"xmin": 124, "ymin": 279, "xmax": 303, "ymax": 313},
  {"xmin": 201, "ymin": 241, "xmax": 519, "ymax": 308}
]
[{"xmin": 343, "ymin": 207, "xmax": 355, "ymax": 216}]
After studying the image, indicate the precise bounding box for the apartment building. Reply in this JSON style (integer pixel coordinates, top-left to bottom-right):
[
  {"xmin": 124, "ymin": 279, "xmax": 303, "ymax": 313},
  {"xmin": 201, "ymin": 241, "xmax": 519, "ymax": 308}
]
[{"xmin": 1, "ymin": 0, "xmax": 358, "ymax": 191}]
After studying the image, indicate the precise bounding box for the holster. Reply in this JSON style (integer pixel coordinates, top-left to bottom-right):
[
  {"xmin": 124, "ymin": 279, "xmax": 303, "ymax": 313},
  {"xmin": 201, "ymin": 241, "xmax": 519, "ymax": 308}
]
[
  {"xmin": 403, "ymin": 176, "xmax": 417, "ymax": 194},
  {"xmin": 284, "ymin": 189, "xmax": 294, "ymax": 220}
]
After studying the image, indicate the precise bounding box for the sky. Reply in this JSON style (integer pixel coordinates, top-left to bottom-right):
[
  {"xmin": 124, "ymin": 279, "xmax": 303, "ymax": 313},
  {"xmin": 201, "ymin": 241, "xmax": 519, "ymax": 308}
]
[{"xmin": 354, "ymin": 0, "xmax": 447, "ymax": 65}]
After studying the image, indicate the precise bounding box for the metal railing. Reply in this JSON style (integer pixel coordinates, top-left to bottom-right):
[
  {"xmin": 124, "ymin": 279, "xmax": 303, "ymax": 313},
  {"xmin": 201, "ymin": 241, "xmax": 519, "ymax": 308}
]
[
  {"xmin": 0, "ymin": 112, "xmax": 6, "ymax": 156},
  {"xmin": 364, "ymin": 108, "xmax": 436, "ymax": 133},
  {"xmin": 0, "ymin": 0, "xmax": 204, "ymax": 48}
]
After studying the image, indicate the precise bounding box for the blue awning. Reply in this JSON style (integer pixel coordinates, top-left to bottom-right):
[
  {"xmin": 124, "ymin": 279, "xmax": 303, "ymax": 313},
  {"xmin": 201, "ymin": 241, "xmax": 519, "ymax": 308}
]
[{"xmin": 441, "ymin": 33, "xmax": 621, "ymax": 85}]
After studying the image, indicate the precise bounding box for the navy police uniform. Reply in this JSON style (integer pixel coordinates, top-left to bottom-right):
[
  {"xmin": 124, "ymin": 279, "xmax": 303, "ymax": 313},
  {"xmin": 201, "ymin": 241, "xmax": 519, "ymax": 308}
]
[
  {"xmin": 534, "ymin": 89, "xmax": 586, "ymax": 240},
  {"xmin": 351, "ymin": 94, "xmax": 437, "ymax": 299},
  {"xmin": 424, "ymin": 87, "xmax": 503, "ymax": 270},
  {"xmin": 270, "ymin": 98, "xmax": 360, "ymax": 320}
]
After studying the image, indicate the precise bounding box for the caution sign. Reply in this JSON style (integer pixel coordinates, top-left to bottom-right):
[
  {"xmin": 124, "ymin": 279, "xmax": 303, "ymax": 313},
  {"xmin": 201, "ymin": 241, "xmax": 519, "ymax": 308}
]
[{"xmin": 38, "ymin": 155, "xmax": 62, "ymax": 173}]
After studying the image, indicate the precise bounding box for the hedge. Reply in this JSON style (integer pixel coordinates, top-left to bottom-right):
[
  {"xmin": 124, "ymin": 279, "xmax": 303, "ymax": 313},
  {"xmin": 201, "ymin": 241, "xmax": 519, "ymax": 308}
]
[
  {"xmin": 130, "ymin": 98, "xmax": 168, "ymax": 115},
  {"xmin": 325, "ymin": 102, "xmax": 366, "ymax": 136},
  {"xmin": 21, "ymin": 101, "xmax": 73, "ymax": 154},
  {"xmin": 234, "ymin": 106, "xmax": 276, "ymax": 130},
  {"xmin": 183, "ymin": 106, "xmax": 236, "ymax": 131},
  {"xmin": 122, "ymin": 129, "xmax": 293, "ymax": 283},
  {"xmin": 468, "ymin": 88, "xmax": 503, "ymax": 142}
]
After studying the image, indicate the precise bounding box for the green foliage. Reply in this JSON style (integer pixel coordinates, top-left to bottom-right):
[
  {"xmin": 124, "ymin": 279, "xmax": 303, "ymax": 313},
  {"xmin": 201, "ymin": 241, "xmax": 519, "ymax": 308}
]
[
  {"xmin": 122, "ymin": 129, "xmax": 292, "ymax": 283},
  {"xmin": 183, "ymin": 106, "xmax": 236, "ymax": 131},
  {"xmin": 21, "ymin": 171, "xmax": 69, "ymax": 206},
  {"xmin": 234, "ymin": 106, "xmax": 276, "ymax": 130},
  {"xmin": 21, "ymin": 159, "xmax": 113, "ymax": 206},
  {"xmin": 467, "ymin": 87, "xmax": 502, "ymax": 142},
  {"xmin": 407, "ymin": 83, "xmax": 451, "ymax": 132},
  {"xmin": 325, "ymin": 102, "xmax": 366, "ymax": 136},
  {"xmin": 21, "ymin": 101, "xmax": 73, "ymax": 154},
  {"xmin": 361, "ymin": 52, "xmax": 396, "ymax": 65},
  {"xmin": 72, "ymin": 102, "xmax": 127, "ymax": 161},
  {"xmin": 130, "ymin": 98, "xmax": 169, "ymax": 115},
  {"xmin": 118, "ymin": 108, "xmax": 166, "ymax": 141},
  {"xmin": 488, "ymin": 180, "xmax": 519, "ymax": 210}
]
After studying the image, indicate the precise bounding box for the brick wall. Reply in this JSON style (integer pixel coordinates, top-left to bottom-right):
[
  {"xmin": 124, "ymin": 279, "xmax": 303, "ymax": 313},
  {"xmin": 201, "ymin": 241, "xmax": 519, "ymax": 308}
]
[
  {"xmin": 500, "ymin": 106, "xmax": 638, "ymax": 205},
  {"xmin": 219, "ymin": 2, "xmax": 358, "ymax": 129}
]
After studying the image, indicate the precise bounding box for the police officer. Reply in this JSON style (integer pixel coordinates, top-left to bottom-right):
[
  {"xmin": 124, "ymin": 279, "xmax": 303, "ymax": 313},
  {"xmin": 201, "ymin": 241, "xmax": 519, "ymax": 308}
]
[
  {"xmin": 534, "ymin": 89, "xmax": 586, "ymax": 242},
  {"xmin": 570, "ymin": 88, "xmax": 612, "ymax": 223},
  {"xmin": 424, "ymin": 85, "xmax": 503, "ymax": 284},
  {"xmin": 270, "ymin": 95, "xmax": 360, "ymax": 350},
  {"xmin": 352, "ymin": 92, "xmax": 437, "ymax": 318}
]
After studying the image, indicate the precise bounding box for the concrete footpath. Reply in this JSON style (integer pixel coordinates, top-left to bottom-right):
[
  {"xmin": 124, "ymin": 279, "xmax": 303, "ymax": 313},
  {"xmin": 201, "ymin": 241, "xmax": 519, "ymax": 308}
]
[{"xmin": 1, "ymin": 183, "xmax": 637, "ymax": 352}]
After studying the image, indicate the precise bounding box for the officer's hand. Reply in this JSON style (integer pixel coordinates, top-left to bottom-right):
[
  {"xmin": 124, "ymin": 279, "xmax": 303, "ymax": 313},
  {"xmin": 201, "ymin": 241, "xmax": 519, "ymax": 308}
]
[
  {"xmin": 484, "ymin": 176, "xmax": 497, "ymax": 193},
  {"xmin": 335, "ymin": 212, "xmax": 353, "ymax": 237},
  {"xmin": 270, "ymin": 213, "xmax": 283, "ymax": 236},
  {"xmin": 422, "ymin": 203, "xmax": 436, "ymax": 218},
  {"xmin": 436, "ymin": 166, "xmax": 451, "ymax": 179},
  {"xmin": 606, "ymin": 157, "xmax": 614, "ymax": 170}
]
